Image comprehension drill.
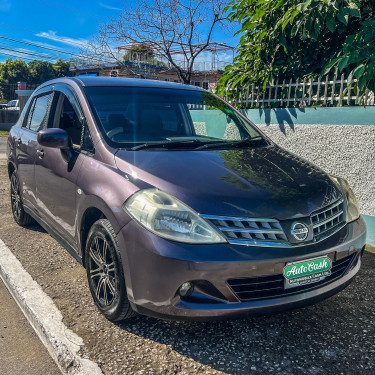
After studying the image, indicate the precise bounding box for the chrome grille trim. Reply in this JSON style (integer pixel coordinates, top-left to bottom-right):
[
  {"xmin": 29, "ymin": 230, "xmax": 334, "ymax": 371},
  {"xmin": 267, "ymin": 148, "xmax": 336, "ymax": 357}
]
[
  {"xmin": 218, "ymin": 227, "xmax": 284, "ymax": 234},
  {"xmin": 311, "ymin": 198, "xmax": 345, "ymax": 241},
  {"xmin": 227, "ymin": 239, "xmax": 293, "ymax": 248},
  {"xmin": 202, "ymin": 198, "xmax": 347, "ymax": 247},
  {"xmin": 202, "ymin": 214, "xmax": 279, "ymax": 222},
  {"xmin": 201, "ymin": 214, "xmax": 288, "ymax": 247},
  {"xmin": 312, "ymin": 210, "xmax": 343, "ymax": 229}
]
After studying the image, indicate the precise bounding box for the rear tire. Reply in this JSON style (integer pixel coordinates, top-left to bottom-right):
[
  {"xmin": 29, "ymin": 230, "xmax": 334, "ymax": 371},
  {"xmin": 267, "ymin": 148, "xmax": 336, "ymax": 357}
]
[
  {"xmin": 10, "ymin": 171, "xmax": 34, "ymax": 226},
  {"xmin": 85, "ymin": 219, "xmax": 136, "ymax": 321}
]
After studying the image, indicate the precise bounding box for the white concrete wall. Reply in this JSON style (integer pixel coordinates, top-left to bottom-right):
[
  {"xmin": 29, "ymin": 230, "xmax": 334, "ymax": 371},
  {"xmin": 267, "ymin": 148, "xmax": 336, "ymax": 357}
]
[{"xmin": 255, "ymin": 123, "xmax": 375, "ymax": 217}]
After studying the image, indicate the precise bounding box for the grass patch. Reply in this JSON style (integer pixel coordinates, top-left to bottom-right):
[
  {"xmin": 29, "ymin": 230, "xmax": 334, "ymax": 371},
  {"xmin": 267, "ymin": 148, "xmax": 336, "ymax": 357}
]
[{"xmin": 0, "ymin": 130, "xmax": 9, "ymax": 137}]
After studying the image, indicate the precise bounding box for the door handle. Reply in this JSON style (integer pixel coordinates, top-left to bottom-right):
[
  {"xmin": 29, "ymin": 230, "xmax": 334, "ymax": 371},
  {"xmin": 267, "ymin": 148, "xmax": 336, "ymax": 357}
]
[{"xmin": 36, "ymin": 149, "xmax": 44, "ymax": 159}]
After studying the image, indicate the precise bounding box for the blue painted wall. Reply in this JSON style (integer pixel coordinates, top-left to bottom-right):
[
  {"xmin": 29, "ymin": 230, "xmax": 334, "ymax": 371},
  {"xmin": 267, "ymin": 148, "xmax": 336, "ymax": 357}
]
[
  {"xmin": 363, "ymin": 215, "xmax": 375, "ymax": 246},
  {"xmin": 243, "ymin": 107, "xmax": 375, "ymax": 126}
]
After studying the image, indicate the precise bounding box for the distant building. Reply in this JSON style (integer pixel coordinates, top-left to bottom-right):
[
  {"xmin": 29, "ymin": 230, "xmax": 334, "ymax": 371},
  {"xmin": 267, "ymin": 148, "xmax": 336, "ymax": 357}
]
[
  {"xmin": 71, "ymin": 63, "xmax": 223, "ymax": 91},
  {"xmin": 70, "ymin": 42, "xmax": 234, "ymax": 91}
]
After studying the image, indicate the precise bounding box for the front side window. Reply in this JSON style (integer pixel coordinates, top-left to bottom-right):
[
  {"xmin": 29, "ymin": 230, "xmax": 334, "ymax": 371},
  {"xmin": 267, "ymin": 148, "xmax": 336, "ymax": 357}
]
[
  {"xmin": 49, "ymin": 86, "xmax": 94, "ymax": 153},
  {"xmin": 26, "ymin": 93, "xmax": 53, "ymax": 132},
  {"xmin": 52, "ymin": 94, "xmax": 83, "ymax": 147},
  {"xmin": 85, "ymin": 87, "xmax": 266, "ymax": 150}
]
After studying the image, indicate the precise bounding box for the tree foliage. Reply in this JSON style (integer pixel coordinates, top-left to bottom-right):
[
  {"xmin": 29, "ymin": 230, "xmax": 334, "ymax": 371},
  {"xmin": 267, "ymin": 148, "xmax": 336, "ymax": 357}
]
[
  {"xmin": 217, "ymin": 0, "xmax": 375, "ymax": 102},
  {"xmin": 123, "ymin": 43, "xmax": 167, "ymax": 67},
  {"xmin": 52, "ymin": 59, "xmax": 72, "ymax": 78},
  {"xmin": 0, "ymin": 59, "xmax": 29, "ymax": 84},
  {"xmin": 28, "ymin": 60, "xmax": 56, "ymax": 84},
  {"xmin": 0, "ymin": 58, "xmax": 72, "ymax": 100}
]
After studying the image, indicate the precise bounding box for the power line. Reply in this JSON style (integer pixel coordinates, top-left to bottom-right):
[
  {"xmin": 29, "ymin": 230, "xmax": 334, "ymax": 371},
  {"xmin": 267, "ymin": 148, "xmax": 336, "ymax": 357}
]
[
  {"xmin": 0, "ymin": 22, "xmax": 122, "ymax": 67},
  {"xmin": 0, "ymin": 35, "xmax": 77, "ymax": 58},
  {"xmin": 0, "ymin": 22, "xmax": 91, "ymax": 49},
  {"xmin": 0, "ymin": 41, "xmax": 63, "ymax": 61},
  {"xmin": 0, "ymin": 46, "xmax": 58, "ymax": 61},
  {"xmin": 0, "ymin": 35, "xmax": 118, "ymax": 66},
  {"xmin": 0, "ymin": 51, "xmax": 35, "ymax": 61}
]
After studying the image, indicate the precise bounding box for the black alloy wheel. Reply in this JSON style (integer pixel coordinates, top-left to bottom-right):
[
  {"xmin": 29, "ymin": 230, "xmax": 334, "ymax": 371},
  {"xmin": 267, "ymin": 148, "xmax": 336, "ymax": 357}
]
[
  {"xmin": 10, "ymin": 171, "xmax": 34, "ymax": 226},
  {"xmin": 85, "ymin": 219, "xmax": 136, "ymax": 321}
]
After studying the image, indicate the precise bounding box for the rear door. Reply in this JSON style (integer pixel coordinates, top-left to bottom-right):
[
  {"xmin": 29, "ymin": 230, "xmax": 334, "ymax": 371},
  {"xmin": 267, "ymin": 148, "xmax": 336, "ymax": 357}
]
[{"xmin": 15, "ymin": 88, "xmax": 54, "ymax": 212}]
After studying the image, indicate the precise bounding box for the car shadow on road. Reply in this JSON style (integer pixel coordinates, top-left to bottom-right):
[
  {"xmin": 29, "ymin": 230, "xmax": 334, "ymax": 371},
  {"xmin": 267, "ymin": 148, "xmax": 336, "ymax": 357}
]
[
  {"xmin": 117, "ymin": 251, "xmax": 375, "ymax": 374},
  {"xmin": 25, "ymin": 222, "xmax": 46, "ymax": 234}
]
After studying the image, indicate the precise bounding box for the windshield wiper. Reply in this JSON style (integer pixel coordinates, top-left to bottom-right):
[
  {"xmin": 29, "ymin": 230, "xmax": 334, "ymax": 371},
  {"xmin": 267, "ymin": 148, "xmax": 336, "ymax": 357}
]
[
  {"xmin": 130, "ymin": 139, "xmax": 205, "ymax": 151},
  {"xmin": 194, "ymin": 136, "xmax": 265, "ymax": 150}
]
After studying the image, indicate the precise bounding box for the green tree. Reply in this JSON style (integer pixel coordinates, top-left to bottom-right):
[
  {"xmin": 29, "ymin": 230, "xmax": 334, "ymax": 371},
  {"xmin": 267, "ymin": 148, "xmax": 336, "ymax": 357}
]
[
  {"xmin": 0, "ymin": 58, "xmax": 71, "ymax": 100},
  {"xmin": 53, "ymin": 59, "xmax": 71, "ymax": 77},
  {"xmin": 0, "ymin": 58, "xmax": 30, "ymax": 101},
  {"xmin": 0, "ymin": 58, "xmax": 30, "ymax": 84},
  {"xmin": 123, "ymin": 44, "xmax": 167, "ymax": 67},
  {"xmin": 28, "ymin": 60, "xmax": 56, "ymax": 84},
  {"xmin": 217, "ymin": 0, "xmax": 375, "ymax": 102},
  {"xmin": 124, "ymin": 44, "xmax": 154, "ymax": 62}
]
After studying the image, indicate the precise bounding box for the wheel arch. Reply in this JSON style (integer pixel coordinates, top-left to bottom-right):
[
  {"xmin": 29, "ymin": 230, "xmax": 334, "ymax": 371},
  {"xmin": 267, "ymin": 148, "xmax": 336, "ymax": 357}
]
[
  {"xmin": 7, "ymin": 161, "xmax": 16, "ymax": 180},
  {"xmin": 78, "ymin": 196, "xmax": 128, "ymax": 267},
  {"xmin": 80, "ymin": 206, "xmax": 107, "ymax": 267}
]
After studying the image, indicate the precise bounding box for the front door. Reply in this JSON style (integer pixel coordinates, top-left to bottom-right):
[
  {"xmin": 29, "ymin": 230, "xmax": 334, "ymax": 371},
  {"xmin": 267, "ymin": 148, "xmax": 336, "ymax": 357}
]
[{"xmin": 35, "ymin": 85, "xmax": 85, "ymax": 245}]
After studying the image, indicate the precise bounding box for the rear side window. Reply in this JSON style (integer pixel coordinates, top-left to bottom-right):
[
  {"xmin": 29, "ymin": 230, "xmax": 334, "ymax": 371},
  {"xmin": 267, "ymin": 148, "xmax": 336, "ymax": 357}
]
[{"xmin": 26, "ymin": 93, "xmax": 53, "ymax": 132}]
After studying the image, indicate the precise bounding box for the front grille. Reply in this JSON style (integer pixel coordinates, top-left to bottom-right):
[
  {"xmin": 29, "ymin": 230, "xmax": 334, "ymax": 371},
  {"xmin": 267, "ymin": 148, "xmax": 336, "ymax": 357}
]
[
  {"xmin": 227, "ymin": 253, "xmax": 356, "ymax": 302},
  {"xmin": 201, "ymin": 215, "xmax": 288, "ymax": 245},
  {"xmin": 311, "ymin": 199, "xmax": 345, "ymax": 241},
  {"xmin": 202, "ymin": 198, "xmax": 346, "ymax": 247}
]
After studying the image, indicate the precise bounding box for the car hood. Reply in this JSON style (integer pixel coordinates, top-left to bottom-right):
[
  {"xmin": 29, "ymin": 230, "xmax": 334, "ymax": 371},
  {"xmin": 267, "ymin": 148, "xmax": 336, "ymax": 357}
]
[{"xmin": 114, "ymin": 145, "xmax": 342, "ymax": 220}]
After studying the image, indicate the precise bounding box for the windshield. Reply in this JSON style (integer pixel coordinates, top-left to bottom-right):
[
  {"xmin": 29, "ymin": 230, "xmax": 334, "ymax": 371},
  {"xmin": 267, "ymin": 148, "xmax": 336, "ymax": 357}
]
[{"xmin": 85, "ymin": 86, "xmax": 266, "ymax": 150}]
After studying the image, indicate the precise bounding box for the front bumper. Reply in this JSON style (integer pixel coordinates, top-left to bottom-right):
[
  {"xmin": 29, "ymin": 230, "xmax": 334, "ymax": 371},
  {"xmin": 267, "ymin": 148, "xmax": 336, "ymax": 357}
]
[{"xmin": 116, "ymin": 216, "xmax": 367, "ymax": 321}]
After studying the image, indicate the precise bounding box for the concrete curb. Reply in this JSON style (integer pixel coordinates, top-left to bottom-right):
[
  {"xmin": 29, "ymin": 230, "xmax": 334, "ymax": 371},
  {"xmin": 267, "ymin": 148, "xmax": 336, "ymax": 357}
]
[{"xmin": 0, "ymin": 239, "xmax": 103, "ymax": 375}]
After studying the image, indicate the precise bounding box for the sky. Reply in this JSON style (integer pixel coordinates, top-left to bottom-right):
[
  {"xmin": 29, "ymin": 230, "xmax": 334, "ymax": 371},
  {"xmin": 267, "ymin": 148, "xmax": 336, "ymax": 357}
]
[{"xmin": 0, "ymin": 0, "xmax": 239, "ymax": 67}]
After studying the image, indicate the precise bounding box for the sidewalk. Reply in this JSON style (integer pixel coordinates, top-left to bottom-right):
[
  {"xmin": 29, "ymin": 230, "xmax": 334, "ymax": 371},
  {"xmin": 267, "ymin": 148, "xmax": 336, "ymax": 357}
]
[
  {"xmin": 0, "ymin": 136, "xmax": 6, "ymax": 160},
  {"xmin": 0, "ymin": 278, "xmax": 60, "ymax": 375},
  {"xmin": 0, "ymin": 136, "xmax": 6, "ymax": 155}
]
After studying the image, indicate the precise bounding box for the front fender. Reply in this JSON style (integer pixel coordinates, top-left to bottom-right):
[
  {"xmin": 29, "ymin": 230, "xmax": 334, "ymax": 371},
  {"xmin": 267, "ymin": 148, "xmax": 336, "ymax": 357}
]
[{"xmin": 74, "ymin": 155, "xmax": 138, "ymax": 256}]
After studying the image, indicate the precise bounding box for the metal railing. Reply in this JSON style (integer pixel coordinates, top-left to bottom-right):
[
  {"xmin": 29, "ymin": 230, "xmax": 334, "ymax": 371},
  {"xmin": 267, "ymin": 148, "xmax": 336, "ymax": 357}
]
[{"xmin": 225, "ymin": 74, "xmax": 374, "ymax": 108}]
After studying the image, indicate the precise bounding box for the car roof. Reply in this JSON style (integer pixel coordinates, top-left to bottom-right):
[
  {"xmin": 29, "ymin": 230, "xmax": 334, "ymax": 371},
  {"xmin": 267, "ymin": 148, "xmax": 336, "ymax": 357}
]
[{"xmin": 66, "ymin": 76, "xmax": 205, "ymax": 91}]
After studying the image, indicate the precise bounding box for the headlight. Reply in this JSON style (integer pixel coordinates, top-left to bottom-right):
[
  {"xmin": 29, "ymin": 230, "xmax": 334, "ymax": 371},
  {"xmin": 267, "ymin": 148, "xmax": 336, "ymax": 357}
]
[
  {"xmin": 123, "ymin": 189, "xmax": 227, "ymax": 244},
  {"xmin": 330, "ymin": 176, "xmax": 360, "ymax": 222}
]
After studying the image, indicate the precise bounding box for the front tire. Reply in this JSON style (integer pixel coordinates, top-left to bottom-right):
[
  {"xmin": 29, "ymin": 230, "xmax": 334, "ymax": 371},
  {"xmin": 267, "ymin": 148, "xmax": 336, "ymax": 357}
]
[
  {"xmin": 85, "ymin": 219, "xmax": 136, "ymax": 321},
  {"xmin": 10, "ymin": 171, "xmax": 34, "ymax": 226}
]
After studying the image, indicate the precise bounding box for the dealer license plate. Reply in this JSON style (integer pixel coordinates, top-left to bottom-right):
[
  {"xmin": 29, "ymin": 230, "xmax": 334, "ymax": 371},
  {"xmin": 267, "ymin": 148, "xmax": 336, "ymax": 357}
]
[{"xmin": 283, "ymin": 256, "xmax": 332, "ymax": 289}]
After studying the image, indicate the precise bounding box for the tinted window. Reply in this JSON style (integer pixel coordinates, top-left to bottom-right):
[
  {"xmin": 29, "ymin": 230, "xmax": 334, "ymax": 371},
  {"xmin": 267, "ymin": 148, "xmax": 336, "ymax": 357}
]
[
  {"xmin": 57, "ymin": 96, "xmax": 82, "ymax": 146},
  {"xmin": 85, "ymin": 87, "xmax": 263, "ymax": 149},
  {"xmin": 27, "ymin": 93, "xmax": 53, "ymax": 132}
]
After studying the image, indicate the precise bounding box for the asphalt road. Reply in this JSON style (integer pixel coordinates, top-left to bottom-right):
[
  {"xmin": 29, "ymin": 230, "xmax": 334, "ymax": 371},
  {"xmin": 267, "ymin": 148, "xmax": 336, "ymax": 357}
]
[
  {"xmin": 0, "ymin": 278, "xmax": 60, "ymax": 375},
  {"xmin": 0, "ymin": 159, "xmax": 374, "ymax": 375}
]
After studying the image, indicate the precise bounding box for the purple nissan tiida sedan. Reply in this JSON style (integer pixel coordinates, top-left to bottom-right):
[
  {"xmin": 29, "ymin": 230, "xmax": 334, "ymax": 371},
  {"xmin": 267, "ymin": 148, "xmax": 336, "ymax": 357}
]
[{"xmin": 7, "ymin": 77, "xmax": 366, "ymax": 321}]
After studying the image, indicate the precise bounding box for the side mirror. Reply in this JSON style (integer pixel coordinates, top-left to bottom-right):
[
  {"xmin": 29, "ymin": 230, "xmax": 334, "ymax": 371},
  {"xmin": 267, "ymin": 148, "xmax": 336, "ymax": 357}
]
[{"xmin": 37, "ymin": 128, "xmax": 72, "ymax": 150}]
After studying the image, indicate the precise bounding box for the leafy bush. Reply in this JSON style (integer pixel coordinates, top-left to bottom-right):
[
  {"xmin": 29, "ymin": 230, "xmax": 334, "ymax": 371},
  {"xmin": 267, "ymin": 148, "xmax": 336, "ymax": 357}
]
[{"xmin": 218, "ymin": 0, "xmax": 374, "ymax": 103}]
